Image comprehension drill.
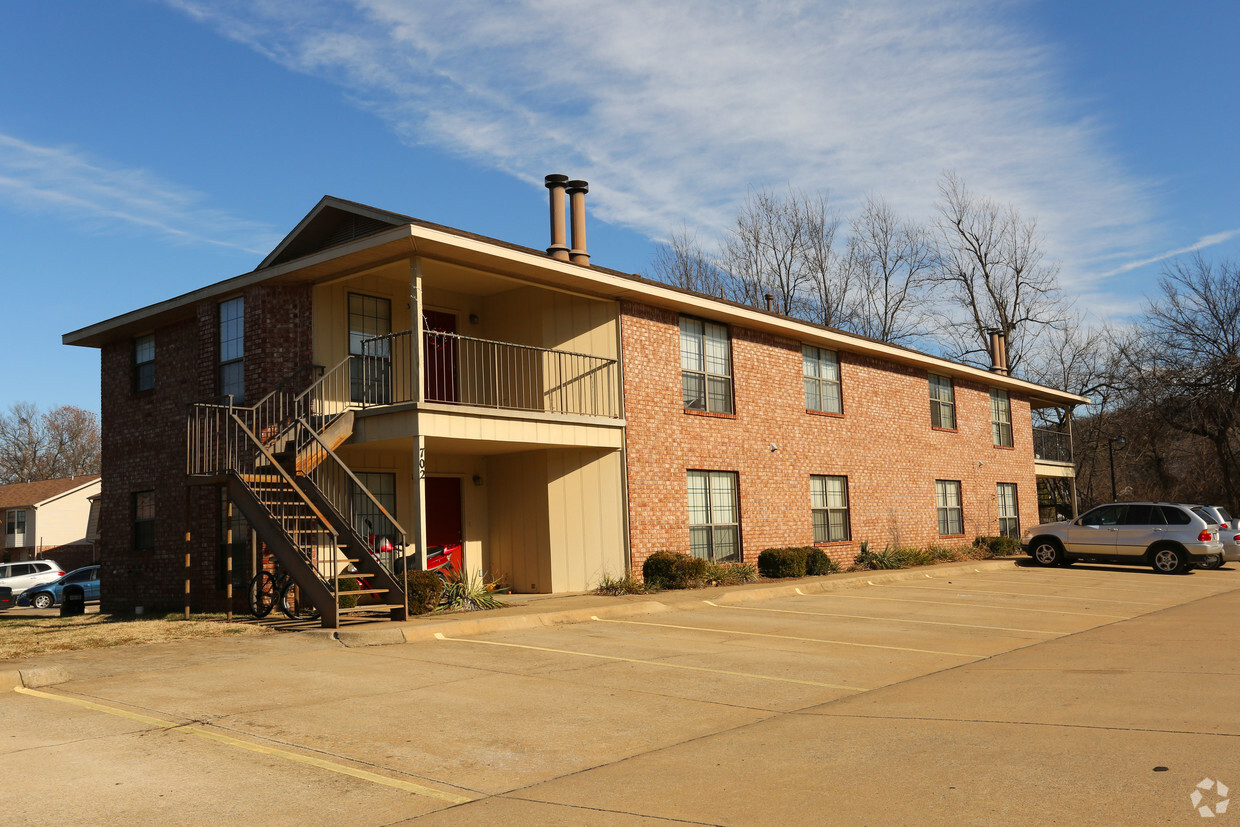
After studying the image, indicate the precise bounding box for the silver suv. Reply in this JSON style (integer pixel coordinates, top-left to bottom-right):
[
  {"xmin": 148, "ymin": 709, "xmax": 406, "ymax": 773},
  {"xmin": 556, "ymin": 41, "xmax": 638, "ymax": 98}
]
[
  {"xmin": 0, "ymin": 559, "xmax": 64, "ymax": 592},
  {"xmin": 1021, "ymin": 502, "xmax": 1222, "ymax": 574},
  {"xmin": 1191, "ymin": 504, "xmax": 1240, "ymax": 569}
]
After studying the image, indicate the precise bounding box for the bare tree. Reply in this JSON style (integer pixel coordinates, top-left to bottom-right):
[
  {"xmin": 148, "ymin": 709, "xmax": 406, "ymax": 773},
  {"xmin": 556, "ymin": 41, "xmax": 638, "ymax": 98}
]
[
  {"xmin": 842, "ymin": 195, "xmax": 933, "ymax": 344},
  {"xmin": 932, "ymin": 171, "xmax": 1067, "ymax": 371},
  {"xmin": 0, "ymin": 402, "xmax": 100, "ymax": 484},
  {"xmin": 648, "ymin": 225, "xmax": 731, "ymax": 298}
]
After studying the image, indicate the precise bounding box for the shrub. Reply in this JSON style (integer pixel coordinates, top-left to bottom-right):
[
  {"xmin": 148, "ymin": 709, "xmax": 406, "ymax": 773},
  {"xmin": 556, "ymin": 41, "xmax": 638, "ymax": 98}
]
[
  {"xmin": 595, "ymin": 573, "xmax": 649, "ymax": 595},
  {"xmin": 642, "ymin": 550, "xmax": 710, "ymax": 589},
  {"xmin": 439, "ymin": 569, "xmax": 507, "ymax": 612},
  {"xmin": 973, "ymin": 535, "xmax": 1020, "ymax": 558},
  {"xmin": 405, "ymin": 570, "xmax": 444, "ymax": 615},
  {"xmin": 758, "ymin": 547, "xmax": 810, "ymax": 579},
  {"xmin": 705, "ymin": 561, "xmax": 759, "ymax": 585},
  {"xmin": 805, "ymin": 548, "xmax": 840, "ymax": 576},
  {"xmin": 853, "ymin": 543, "xmax": 910, "ymax": 570},
  {"xmin": 336, "ymin": 576, "xmax": 359, "ymax": 609}
]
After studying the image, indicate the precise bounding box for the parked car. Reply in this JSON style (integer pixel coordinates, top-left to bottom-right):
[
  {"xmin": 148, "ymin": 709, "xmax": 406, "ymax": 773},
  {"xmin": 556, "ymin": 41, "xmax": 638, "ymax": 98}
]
[
  {"xmin": 17, "ymin": 565, "xmax": 100, "ymax": 609},
  {"xmin": 1190, "ymin": 504, "xmax": 1240, "ymax": 568},
  {"xmin": 0, "ymin": 559, "xmax": 64, "ymax": 593},
  {"xmin": 0, "ymin": 585, "xmax": 12, "ymax": 611},
  {"xmin": 1021, "ymin": 502, "xmax": 1223, "ymax": 574}
]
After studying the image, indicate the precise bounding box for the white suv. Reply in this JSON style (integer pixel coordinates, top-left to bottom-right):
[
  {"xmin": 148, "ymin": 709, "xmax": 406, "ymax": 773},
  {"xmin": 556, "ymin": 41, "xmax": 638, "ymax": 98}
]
[
  {"xmin": 1021, "ymin": 503, "xmax": 1222, "ymax": 574},
  {"xmin": 0, "ymin": 559, "xmax": 65, "ymax": 592}
]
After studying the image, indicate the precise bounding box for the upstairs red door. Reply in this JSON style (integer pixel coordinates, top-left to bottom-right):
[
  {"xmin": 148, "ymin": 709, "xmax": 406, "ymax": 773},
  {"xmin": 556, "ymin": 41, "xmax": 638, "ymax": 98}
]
[
  {"xmin": 425, "ymin": 476, "xmax": 463, "ymax": 571},
  {"xmin": 424, "ymin": 310, "xmax": 458, "ymax": 403}
]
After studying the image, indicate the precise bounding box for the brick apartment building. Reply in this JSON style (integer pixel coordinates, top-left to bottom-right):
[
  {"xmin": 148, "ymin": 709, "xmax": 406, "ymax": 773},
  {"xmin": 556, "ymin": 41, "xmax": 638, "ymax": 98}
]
[{"xmin": 64, "ymin": 178, "xmax": 1085, "ymax": 624}]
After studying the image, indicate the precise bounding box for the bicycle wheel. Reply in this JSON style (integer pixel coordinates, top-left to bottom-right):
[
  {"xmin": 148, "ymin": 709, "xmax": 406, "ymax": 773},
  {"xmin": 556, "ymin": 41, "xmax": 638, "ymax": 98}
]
[
  {"xmin": 279, "ymin": 580, "xmax": 321, "ymax": 621},
  {"xmin": 248, "ymin": 571, "xmax": 277, "ymax": 618}
]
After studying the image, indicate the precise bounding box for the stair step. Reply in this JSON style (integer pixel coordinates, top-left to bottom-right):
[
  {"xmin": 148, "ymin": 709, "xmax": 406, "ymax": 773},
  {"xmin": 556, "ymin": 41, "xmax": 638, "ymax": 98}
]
[
  {"xmin": 346, "ymin": 588, "xmax": 390, "ymax": 596},
  {"xmin": 337, "ymin": 603, "xmax": 405, "ymax": 614}
]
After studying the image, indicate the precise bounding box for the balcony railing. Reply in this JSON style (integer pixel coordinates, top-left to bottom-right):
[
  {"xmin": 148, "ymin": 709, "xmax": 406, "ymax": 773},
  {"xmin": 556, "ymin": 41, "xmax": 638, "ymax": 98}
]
[
  {"xmin": 357, "ymin": 330, "xmax": 621, "ymax": 419},
  {"xmin": 1033, "ymin": 427, "xmax": 1073, "ymax": 464}
]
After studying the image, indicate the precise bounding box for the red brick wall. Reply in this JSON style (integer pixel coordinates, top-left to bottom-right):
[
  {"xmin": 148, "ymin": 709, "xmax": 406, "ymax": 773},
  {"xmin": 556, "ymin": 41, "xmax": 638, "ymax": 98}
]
[
  {"xmin": 620, "ymin": 301, "xmax": 1039, "ymax": 574},
  {"xmin": 98, "ymin": 285, "xmax": 312, "ymax": 614}
]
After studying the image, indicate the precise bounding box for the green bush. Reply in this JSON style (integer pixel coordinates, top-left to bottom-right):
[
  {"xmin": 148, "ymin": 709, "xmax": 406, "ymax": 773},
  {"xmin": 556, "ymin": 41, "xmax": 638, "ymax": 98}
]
[
  {"xmin": 439, "ymin": 569, "xmax": 506, "ymax": 612},
  {"xmin": 758, "ymin": 547, "xmax": 809, "ymax": 578},
  {"xmin": 642, "ymin": 550, "xmax": 710, "ymax": 589},
  {"xmin": 854, "ymin": 543, "xmax": 909, "ymax": 570},
  {"xmin": 705, "ymin": 561, "xmax": 759, "ymax": 585},
  {"xmin": 973, "ymin": 535, "xmax": 1020, "ymax": 558},
  {"xmin": 336, "ymin": 576, "xmax": 359, "ymax": 609},
  {"xmin": 805, "ymin": 548, "xmax": 840, "ymax": 576},
  {"xmin": 595, "ymin": 573, "xmax": 649, "ymax": 595},
  {"xmin": 405, "ymin": 570, "xmax": 444, "ymax": 615}
]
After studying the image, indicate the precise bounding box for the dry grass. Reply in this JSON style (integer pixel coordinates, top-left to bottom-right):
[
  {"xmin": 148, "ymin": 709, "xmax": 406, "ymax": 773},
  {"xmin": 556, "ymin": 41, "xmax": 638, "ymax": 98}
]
[{"xmin": 0, "ymin": 612, "xmax": 273, "ymax": 661}]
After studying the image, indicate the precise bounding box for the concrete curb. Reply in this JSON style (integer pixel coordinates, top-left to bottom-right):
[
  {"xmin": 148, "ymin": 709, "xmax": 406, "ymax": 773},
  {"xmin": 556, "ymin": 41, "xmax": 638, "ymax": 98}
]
[{"xmin": 0, "ymin": 664, "xmax": 71, "ymax": 691}]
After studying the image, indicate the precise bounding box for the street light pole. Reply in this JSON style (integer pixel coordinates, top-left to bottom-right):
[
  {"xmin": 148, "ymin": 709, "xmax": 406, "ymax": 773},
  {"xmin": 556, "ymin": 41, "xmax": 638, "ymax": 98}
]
[{"xmin": 1108, "ymin": 435, "xmax": 1127, "ymax": 501}]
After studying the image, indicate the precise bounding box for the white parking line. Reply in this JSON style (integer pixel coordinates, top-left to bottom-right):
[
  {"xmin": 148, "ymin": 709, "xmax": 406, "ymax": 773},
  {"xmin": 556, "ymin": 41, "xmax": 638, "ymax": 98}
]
[
  {"xmin": 590, "ymin": 615, "xmax": 978, "ymax": 658},
  {"xmin": 705, "ymin": 599, "xmax": 1060, "ymax": 635},
  {"xmin": 880, "ymin": 583, "xmax": 1166, "ymax": 607},
  {"xmin": 432, "ymin": 632, "xmax": 867, "ymax": 691},
  {"xmin": 943, "ymin": 573, "xmax": 1239, "ymax": 596},
  {"xmin": 807, "ymin": 589, "xmax": 1131, "ymax": 619}
]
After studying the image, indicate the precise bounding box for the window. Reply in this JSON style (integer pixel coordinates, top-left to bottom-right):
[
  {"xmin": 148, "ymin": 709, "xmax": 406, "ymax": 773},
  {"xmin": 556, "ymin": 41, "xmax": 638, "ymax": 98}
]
[
  {"xmin": 353, "ymin": 471, "xmax": 397, "ymax": 540},
  {"xmin": 929, "ymin": 374, "xmax": 956, "ymax": 429},
  {"xmin": 688, "ymin": 470, "xmax": 740, "ymax": 562},
  {"xmin": 680, "ymin": 317, "xmax": 733, "ymax": 414},
  {"xmin": 996, "ymin": 483, "xmax": 1019, "ymax": 538},
  {"xmin": 935, "ymin": 480, "xmax": 963, "ymax": 536},
  {"xmin": 5, "ymin": 509, "xmax": 26, "ymax": 547},
  {"xmin": 803, "ymin": 346, "xmax": 842, "ymax": 414},
  {"xmin": 133, "ymin": 491, "xmax": 155, "ymax": 553},
  {"xmin": 990, "ymin": 388, "xmax": 1013, "ymax": 447},
  {"xmin": 218, "ymin": 297, "xmax": 245, "ymax": 403},
  {"xmin": 811, "ymin": 475, "xmax": 851, "ymax": 542},
  {"xmin": 133, "ymin": 334, "xmax": 155, "ymax": 392},
  {"xmin": 349, "ymin": 293, "xmax": 392, "ymax": 404}
]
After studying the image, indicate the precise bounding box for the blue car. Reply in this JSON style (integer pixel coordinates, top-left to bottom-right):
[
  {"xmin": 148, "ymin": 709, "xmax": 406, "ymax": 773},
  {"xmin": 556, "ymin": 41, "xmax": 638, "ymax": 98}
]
[{"xmin": 18, "ymin": 565, "xmax": 100, "ymax": 609}]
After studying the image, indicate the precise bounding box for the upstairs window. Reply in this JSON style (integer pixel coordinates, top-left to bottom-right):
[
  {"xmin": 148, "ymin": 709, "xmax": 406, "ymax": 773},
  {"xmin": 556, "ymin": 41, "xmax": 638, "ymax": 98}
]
[
  {"xmin": 5, "ymin": 509, "xmax": 26, "ymax": 547},
  {"xmin": 997, "ymin": 483, "xmax": 1019, "ymax": 537},
  {"xmin": 133, "ymin": 491, "xmax": 155, "ymax": 553},
  {"xmin": 680, "ymin": 317, "xmax": 733, "ymax": 414},
  {"xmin": 935, "ymin": 480, "xmax": 963, "ymax": 536},
  {"xmin": 133, "ymin": 334, "xmax": 155, "ymax": 392},
  {"xmin": 218, "ymin": 297, "xmax": 245, "ymax": 403},
  {"xmin": 803, "ymin": 346, "xmax": 842, "ymax": 414},
  {"xmin": 929, "ymin": 374, "xmax": 956, "ymax": 430},
  {"xmin": 990, "ymin": 388, "xmax": 1013, "ymax": 447},
  {"xmin": 811, "ymin": 475, "xmax": 851, "ymax": 542}
]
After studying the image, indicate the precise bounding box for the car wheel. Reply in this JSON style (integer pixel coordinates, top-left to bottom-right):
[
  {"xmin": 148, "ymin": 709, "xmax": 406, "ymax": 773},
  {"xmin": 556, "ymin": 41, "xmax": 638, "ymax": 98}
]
[
  {"xmin": 31, "ymin": 593, "xmax": 54, "ymax": 610},
  {"xmin": 1151, "ymin": 547, "xmax": 1187, "ymax": 574},
  {"xmin": 1032, "ymin": 540, "xmax": 1063, "ymax": 567}
]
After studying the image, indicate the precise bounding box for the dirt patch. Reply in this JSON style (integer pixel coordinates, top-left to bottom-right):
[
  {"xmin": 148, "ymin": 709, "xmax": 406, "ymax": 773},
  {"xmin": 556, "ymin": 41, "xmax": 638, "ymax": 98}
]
[{"xmin": 0, "ymin": 613, "xmax": 273, "ymax": 661}]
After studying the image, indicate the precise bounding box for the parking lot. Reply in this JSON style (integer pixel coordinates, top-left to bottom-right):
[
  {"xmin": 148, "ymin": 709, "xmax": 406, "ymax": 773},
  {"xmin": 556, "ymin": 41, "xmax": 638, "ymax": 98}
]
[{"xmin": 5, "ymin": 561, "xmax": 1240, "ymax": 824}]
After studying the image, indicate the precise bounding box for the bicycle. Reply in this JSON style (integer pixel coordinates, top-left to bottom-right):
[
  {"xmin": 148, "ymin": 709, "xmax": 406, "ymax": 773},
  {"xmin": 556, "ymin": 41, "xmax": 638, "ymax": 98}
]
[{"xmin": 248, "ymin": 558, "xmax": 321, "ymax": 621}]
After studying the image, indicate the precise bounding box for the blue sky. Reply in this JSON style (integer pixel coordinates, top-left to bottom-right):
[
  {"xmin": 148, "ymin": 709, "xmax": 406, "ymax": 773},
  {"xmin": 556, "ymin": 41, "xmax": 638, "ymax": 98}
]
[{"xmin": 3, "ymin": 0, "xmax": 1237, "ymax": 414}]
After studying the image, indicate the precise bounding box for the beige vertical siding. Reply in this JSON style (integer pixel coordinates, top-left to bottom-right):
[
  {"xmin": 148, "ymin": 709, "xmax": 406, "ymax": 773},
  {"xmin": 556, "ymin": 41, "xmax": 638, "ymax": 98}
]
[
  {"xmin": 485, "ymin": 451, "xmax": 552, "ymax": 593},
  {"xmin": 546, "ymin": 448, "xmax": 626, "ymax": 592}
]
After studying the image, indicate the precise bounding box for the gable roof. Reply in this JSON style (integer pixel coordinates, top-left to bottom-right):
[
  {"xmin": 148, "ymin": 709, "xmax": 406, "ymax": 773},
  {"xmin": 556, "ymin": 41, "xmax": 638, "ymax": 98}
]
[
  {"xmin": 0, "ymin": 475, "xmax": 101, "ymax": 510},
  {"xmin": 258, "ymin": 196, "xmax": 413, "ymax": 269}
]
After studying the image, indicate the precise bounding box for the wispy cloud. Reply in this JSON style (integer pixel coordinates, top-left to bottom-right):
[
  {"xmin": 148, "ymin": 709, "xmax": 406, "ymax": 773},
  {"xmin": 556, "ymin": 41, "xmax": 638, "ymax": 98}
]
[
  {"xmin": 164, "ymin": 0, "xmax": 1161, "ymax": 291},
  {"xmin": 1096, "ymin": 229, "xmax": 1240, "ymax": 279},
  {"xmin": 0, "ymin": 133, "xmax": 277, "ymax": 254}
]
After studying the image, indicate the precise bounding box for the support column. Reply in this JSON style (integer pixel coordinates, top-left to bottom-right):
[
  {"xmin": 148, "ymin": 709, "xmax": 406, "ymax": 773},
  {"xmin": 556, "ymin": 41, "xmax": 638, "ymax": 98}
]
[
  {"xmin": 411, "ymin": 256, "xmax": 425, "ymax": 405},
  {"xmin": 412, "ymin": 433, "xmax": 428, "ymax": 570}
]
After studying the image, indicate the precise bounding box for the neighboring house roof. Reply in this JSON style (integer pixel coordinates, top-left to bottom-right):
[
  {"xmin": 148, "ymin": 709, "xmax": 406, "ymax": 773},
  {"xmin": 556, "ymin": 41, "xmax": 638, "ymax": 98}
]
[
  {"xmin": 0, "ymin": 475, "xmax": 101, "ymax": 511},
  {"xmin": 62, "ymin": 196, "xmax": 1090, "ymax": 408}
]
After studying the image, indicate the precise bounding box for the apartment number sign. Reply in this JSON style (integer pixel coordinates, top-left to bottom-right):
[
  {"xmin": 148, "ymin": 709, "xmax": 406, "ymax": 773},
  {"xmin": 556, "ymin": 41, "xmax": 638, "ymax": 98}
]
[{"xmin": 418, "ymin": 447, "xmax": 426, "ymax": 479}]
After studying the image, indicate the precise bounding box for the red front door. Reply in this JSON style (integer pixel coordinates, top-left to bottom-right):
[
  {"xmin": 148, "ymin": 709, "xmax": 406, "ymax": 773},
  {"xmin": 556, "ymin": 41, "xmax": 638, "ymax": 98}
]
[
  {"xmin": 424, "ymin": 310, "xmax": 458, "ymax": 403},
  {"xmin": 425, "ymin": 476, "xmax": 463, "ymax": 571}
]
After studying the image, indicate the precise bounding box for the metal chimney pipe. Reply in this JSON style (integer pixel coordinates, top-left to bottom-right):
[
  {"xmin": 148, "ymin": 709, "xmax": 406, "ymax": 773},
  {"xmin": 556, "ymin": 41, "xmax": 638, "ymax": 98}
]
[
  {"xmin": 545, "ymin": 174, "xmax": 570, "ymax": 261},
  {"xmin": 987, "ymin": 329, "xmax": 1002, "ymax": 373},
  {"xmin": 566, "ymin": 179, "xmax": 590, "ymax": 265},
  {"xmin": 997, "ymin": 330, "xmax": 1009, "ymax": 375},
  {"xmin": 764, "ymin": 293, "xmax": 774, "ymax": 312}
]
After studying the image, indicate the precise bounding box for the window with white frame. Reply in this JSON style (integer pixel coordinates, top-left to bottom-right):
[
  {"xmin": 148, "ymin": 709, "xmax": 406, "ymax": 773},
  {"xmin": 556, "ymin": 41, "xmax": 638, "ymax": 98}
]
[
  {"xmin": 349, "ymin": 293, "xmax": 392, "ymax": 404},
  {"xmin": 990, "ymin": 388, "xmax": 1013, "ymax": 447},
  {"xmin": 997, "ymin": 483, "xmax": 1019, "ymax": 538},
  {"xmin": 133, "ymin": 334, "xmax": 155, "ymax": 392},
  {"xmin": 929, "ymin": 374, "xmax": 955, "ymax": 429},
  {"xmin": 688, "ymin": 470, "xmax": 740, "ymax": 562},
  {"xmin": 935, "ymin": 480, "xmax": 963, "ymax": 536},
  {"xmin": 811, "ymin": 475, "xmax": 850, "ymax": 542},
  {"xmin": 352, "ymin": 471, "xmax": 398, "ymax": 541},
  {"xmin": 803, "ymin": 346, "xmax": 842, "ymax": 414},
  {"xmin": 218, "ymin": 297, "xmax": 245, "ymax": 403},
  {"xmin": 680, "ymin": 317, "xmax": 733, "ymax": 414},
  {"xmin": 5, "ymin": 509, "xmax": 26, "ymax": 547}
]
